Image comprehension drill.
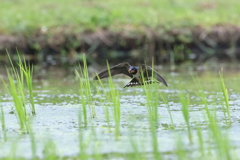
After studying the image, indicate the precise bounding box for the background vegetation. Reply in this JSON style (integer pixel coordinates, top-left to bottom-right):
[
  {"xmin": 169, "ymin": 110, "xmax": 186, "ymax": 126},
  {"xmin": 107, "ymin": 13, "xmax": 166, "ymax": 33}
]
[{"xmin": 0, "ymin": 0, "xmax": 240, "ymax": 33}]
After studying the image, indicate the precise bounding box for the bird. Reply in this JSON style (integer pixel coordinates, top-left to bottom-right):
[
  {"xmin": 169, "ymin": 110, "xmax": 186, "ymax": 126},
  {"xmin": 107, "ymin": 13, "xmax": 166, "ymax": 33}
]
[{"xmin": 93, "ymin": 62, "xmax": 168, "ymax": 88}]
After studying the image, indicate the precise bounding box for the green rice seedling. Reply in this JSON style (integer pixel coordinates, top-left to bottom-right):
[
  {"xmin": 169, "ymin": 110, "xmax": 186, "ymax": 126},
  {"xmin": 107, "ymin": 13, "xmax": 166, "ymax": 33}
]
[
  {"xmin": 93, "ymin": 72, "xmax": 111, "ymax": 131},
  {"xmin": 78, "ymin": 113, "xmax": 89, "ymax": 160},
  {"xmin": 106, "ymin": 61, "xmax": 121, "ymax": 139},
  {"xmin": 81, "ymin": 55, "xmax": 95, "ymax": 118},
  {"xmin": 175, "ymin": 135, "xmax": 187, "ymax": 160},
  {"xmin": 18, "ymin": 56, "xmax": 35, "ymax": 115},
  {"xmin": 8, "ymin": 136, "xmax": 22, "ymax": 159},
  {"xmin": 75, "ymin": 54, "xmax": 95, "ymax": 126},
  {"xmin": 196, "ymin": 124, "xmax": 205, "ymax": 156},
  {"xmin": 178, "ymin": 91, "xmax": 192, "ymax": 143},
  {"xmin": 141, "ymin": 61, "xmax": 159, "ymax": 125},
  {"xmin": 0, "ymin": 101, "xmax": 7, "ymax": 141},
  {"xmin": 141, "ymin": 61, "xmax": 162, "ymax": 160},
  {"xmin": 128, "ymin": 124, "xmax": 146, "ymax": 160},
  {"xmin": 6, "ymin": 69, "xmax": 29, "ymax": 133},
  {"xmin": 160, "ymin": 92, "xmax": 174, "ymax": 128},
  {"xmin": 75, "ymin": 69, "xmax": 88, "ymax": 127},
  {"xmin": 43, "ymin": 137, "xmax": 58, "ymax": 160},
  {"xmin": 219, "ymin": 71, "xmax": 230, "ymax": 120},
  {"xmin": 27, "ymin": 120, "xmax": 37, "ymax": 160},
  {"xmin": 7, "ymin": 52, "xmax": 27, "ymax": 113},
  {"xmin": 193, "ymin": 76, "xmax": 232, "ymax": 159}
]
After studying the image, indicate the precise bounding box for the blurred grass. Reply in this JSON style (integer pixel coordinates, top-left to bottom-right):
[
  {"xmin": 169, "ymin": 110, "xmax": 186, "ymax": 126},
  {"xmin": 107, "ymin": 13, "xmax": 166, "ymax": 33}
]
[{"xmin": 0, "ymin": 0, "xmax": 240, "ymax": 33}]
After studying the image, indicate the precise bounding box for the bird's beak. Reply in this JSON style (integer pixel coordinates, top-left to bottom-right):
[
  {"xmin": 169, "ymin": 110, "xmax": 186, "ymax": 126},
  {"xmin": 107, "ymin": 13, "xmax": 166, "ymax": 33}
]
[{"xmin": 128, "ymin": 69, "xmax": 132, "ymax": 73}]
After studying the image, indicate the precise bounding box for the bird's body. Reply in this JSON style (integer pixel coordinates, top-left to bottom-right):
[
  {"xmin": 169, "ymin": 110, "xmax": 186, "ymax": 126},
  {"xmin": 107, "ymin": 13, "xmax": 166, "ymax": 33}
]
[{"xmin": 93, "ymin": 62, "xmax": 168, "ymax": 88}]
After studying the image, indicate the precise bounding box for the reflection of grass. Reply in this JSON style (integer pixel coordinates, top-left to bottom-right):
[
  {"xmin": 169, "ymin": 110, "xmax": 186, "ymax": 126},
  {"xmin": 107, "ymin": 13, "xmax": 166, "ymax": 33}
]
[{"xmin": 1, "ymin": 0, "xmax": 240, "ymax": 32}]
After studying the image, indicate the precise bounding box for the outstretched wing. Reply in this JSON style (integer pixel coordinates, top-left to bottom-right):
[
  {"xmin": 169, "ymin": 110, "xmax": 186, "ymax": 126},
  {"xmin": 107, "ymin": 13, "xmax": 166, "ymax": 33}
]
[
  {"xmin": 124, "ymin": 78, "xmax": 141, "ymax": 88},
  {"xmin": 93, "ymin": 62, "xmax": 132, "ymax": 80},
  {"xmin": 140, "ymin": 65, "xmax": 168, "ymax": 87}
]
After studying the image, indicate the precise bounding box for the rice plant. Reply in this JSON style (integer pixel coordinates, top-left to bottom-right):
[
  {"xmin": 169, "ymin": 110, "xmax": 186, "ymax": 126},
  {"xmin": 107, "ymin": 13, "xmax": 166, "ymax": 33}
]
[
  {"xmin": 1, "ymin": 52, "xmax": 37, "ymax": 133},
  {"xmin": 193, "ymin": 75, "xmax": 232, "ymax": 159},
  {"xmin": 160, "ymin": 92, "xmax": 174, "ymax": 128},
  {"xmin": 219, "ymin": 71, "xmax": 230, "ymax": 120},
  {"xmin": 6, "ymin": 69, "xmax": 29, "ymax": 132},
  {"xmin": 178, "ymin": 91, "xmax": 192, "ymax": 143},
  {"xmin": 141, "ymin": 61, "xmax": 161, "ymax": 160},
  {"xmin": 19, "ymin": 57, "xmax": 35, "ymax": 115},
  {"xmin": 106, "ymin": 61, "xmax": 121, "ymax": 139},
  {"xmin": 75, "ymin": 69, "xmax": 88, "ymax": 127},
  {"xmin": 141, "ymin": 61, "xmax": 159, "ymax": 125},
  {"xmin": 7, "ymin": 52, "xmax": 36, "ymax": 115},
  {"xmin": 78, "ymin": 113, "xmax": 89, "ymax": 160},
  {"xmin": 75, "ymin": 54, "xmax": 95, "ymax": 127},
  {"xmin": 0, "ymin": 100, "xmax": 7, "ymax": 141},
  {"xmin": 43, "ymin": 137, "xmax": 57, "ymax": 160}
]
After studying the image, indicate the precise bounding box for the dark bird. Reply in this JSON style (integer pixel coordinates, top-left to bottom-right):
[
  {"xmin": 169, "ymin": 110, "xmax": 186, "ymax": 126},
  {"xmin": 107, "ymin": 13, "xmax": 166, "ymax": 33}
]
[{"xmin": 93, "ymin": 62, "xmax": 168, "ymax": 88}]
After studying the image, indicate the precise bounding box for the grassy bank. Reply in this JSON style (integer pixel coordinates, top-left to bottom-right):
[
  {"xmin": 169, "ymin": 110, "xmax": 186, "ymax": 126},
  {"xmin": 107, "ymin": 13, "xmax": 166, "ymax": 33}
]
[{"xmin": 0, "ymin": 0, "xmax": 240, "ymax": 33}]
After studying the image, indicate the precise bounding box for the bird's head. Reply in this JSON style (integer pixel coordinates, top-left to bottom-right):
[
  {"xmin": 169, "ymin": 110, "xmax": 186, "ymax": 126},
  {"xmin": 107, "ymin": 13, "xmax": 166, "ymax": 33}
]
[{"xmin": 128, "ymin": 66, "xmax": 138, "ymax": 74}]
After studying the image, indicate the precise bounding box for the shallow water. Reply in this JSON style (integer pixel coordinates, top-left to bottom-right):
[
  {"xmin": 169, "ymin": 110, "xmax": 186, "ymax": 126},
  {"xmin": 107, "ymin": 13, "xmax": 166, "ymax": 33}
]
[{"xmin": 0, "ymin": 71, "xmax": 240, "ymax": 159}]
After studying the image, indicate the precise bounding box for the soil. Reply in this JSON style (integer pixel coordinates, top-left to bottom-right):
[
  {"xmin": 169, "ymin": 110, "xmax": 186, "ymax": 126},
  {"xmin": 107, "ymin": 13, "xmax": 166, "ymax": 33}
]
[{"xmin": 1, "ymin": 24, "xmax": 240, "ymax": 66}]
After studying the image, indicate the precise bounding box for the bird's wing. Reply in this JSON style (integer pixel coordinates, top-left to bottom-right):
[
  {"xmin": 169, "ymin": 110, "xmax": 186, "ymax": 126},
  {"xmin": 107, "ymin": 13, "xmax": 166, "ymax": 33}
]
[
  {"xmin": 93, "ymin": 62, "xmax": 132, "ymax": 80},
  {"xmin": 124, "ymin": 78, "xmax": 141, "ymax": 88},
  {"xmin": 140, "ymin": 64, "xmax": 168, "ymax": 87}
]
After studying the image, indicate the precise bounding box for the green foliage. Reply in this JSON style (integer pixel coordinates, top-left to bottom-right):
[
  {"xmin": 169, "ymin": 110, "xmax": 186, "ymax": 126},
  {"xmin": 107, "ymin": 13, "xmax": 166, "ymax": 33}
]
[
  {"xmin": 0, "ymin": 0, "xmax": 240, "ymax": 33},
  {"xmin": 1, "ymin": 52, "xmax": 36, "ymax": 133},
  {"xmin": 0, "ymin": 100, "xmax": 7, "ymax": 141},
  {"xmin": 75, "ymin": 54, "xmax": 95, "ymax": 127},
  {"xmin": 106, "ymin": 61, "xmax": 121, "ymax": 139}
]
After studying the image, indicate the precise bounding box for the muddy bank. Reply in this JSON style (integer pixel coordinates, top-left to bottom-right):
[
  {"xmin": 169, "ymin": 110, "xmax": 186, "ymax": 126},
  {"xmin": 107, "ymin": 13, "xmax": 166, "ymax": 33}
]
[{"xmin": 1, "ymin": 24, "xmax": 240, "ymax": 66}]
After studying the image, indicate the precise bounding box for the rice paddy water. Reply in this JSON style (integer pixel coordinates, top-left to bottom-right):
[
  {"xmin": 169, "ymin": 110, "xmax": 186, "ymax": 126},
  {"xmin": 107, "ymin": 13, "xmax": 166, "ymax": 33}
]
[{"xmin": 0, "ymin": 56, "xmax": 240, "ymax": 159}]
